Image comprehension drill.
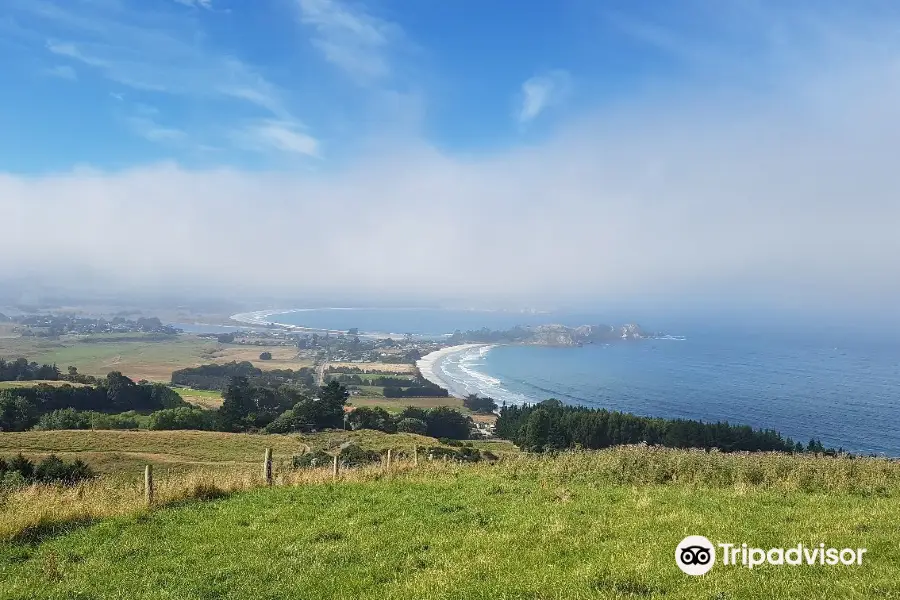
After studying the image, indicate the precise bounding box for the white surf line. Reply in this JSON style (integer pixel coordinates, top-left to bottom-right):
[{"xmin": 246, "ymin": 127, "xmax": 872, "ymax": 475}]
[{"xmin": 416, "ymin": 343, "xmax": 492, "ymax": 397}]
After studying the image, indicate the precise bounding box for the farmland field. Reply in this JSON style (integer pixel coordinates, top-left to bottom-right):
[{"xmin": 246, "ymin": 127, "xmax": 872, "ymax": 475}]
[{"xmin": 0, "ymin": 334, "xmax": 312, "ymax": 382}]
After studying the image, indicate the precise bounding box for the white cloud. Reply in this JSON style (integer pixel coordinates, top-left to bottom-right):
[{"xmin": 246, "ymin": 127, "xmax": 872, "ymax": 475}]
[
  {"xmin": 516, "ymin": 70, "xmax": 571, "ymax": 124},
  {"xmin": 173, "ymin": 0, "xmax": 213, "ymax": 9},
  {"xmin": 45, "ymin": 64, "xmax": 77, "ymax": 80},
  {"xmin": 2, "ymin": 53, "xmax": 900, "ymax": 316},
  {"xmin": 20, "ymin": 1, "xmax": 314, "ymax": 156},
  {"xmin": 124, "ymin": 117, "xmax": 186, "ymax": 143},
  {"xmin": 3, "ymin": 2, "xmax": 900, "ymax": 318},
  {"xmin": 233, "ymin": 120, "xmax": 320, "ymax": 157},
  {"xmin": 296, "ymin": 0, "xmax": 398, "ymax": 83}
]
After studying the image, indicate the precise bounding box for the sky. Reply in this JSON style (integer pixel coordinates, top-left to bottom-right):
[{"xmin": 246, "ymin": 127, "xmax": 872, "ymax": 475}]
[{"xmin": 2, "ymin": 0, "xmax": 900, "ymax": 319}]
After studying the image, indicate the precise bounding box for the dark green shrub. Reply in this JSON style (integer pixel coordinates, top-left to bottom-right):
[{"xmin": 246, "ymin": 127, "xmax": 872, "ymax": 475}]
[
  {"xmin": 1, "ymin": 454, "xmax": 94, "ymax": 485},
  {"xmin": 9, "ymin": 454, "xmax": 34, "ymax": 479},
  {"xmin": 397, "ymin": 407, "xmax": 428, "ymax": 422},
  {"xmin": 427, "ymin": 407, "xmax": 472, "ymax": 440},
  {"xmin": 339, "ymin": 444, "xmax": 381, "ymax": 467},
  {"xmin": 34, "ymin": 409, "xmax": 93, "ymax": 430},
  {"xmin": 396, "ymin": 417, "xmax": 427, "ymax": 435},
  {"xmin": 34, "ymin": 455, "xmax": 94, "ymax": 484},
  {"xmin": 347, "ymin": 407, "xmax": 396, "ymax": 433},
  {"xmin": 292, "ymin": 451, "xmax": 332, "ymax": 468},
  {"xmin": 148, "ymin": 407, "xmax": 212, "ymax": 431},
  {"xmin": 91, "ymin": 411, "xmax": 141, "ymax": 430}
]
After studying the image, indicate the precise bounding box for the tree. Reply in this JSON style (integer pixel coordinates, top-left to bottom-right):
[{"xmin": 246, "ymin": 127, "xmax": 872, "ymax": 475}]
[
  {"xmin": 218, "ymin": 376, "xmax": 252, "ymax": 432},
  {"xmin": 313, "ymin": 381, "xmax": 349, "ymax": 429},
  {"xmin": 425, "ymin": 407, "xmax": 471, "ymax": 440},
  {"xmin": 397, "ymin": 406, "xmax": 429, "ymax": 422},
  {"xmin": 396, "ymin": 417, "xmax": 427, "ymax": 435},
  {"xmin": 463, "ymin": 394, "xmax": 498, "ymax": 414},
  {"xmin": 104, "ymin": 371, "xmax": 138, "ymax": 411},
  {"xmin": 347, "ymin": 407, "xmax": 395, "ymax": 433},
  {"xmin": 522, "ymin": 408, "xmax": 551, "ymax": 452},
  {"xmin": 217, "ymin": 333, "xmax": 235, "ymax": 344},
  {"xmin": 148, "ymin": 407, "xmax": 211, "ymax": 431},
  {"xmin": 259, "ymin": 352, "xmax": 273, "ymax": 361}
]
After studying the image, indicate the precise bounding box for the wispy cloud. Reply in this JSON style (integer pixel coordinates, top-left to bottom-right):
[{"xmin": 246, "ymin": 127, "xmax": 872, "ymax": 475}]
[
  {"xmin": 121, "ymin": 104, "xmax": 186, "ymax": 143},
  {"xmin": 232, "ymin": 120, "xmax": 320, "ymax": 157},
  {"xmin": 44, "ymin": 64, "xmax": 77, "ymax": 81},
  {"xmin": 125, "ymin": 117, "xmax": 187, "ymax": 143},
  {"xmin": 516, "ymin": 70, "xmax": 572, "ymax": 124},
  {"xmin": 13, "ymin": 0, "xmax": 316, "ymax": 156},
  {"xmin": 296, "ymin": 0, "xmax": 399, "ymax": 83},
  {"xmin": 172, "ymin": 0, "xmax": 213, "ymax": 9}
]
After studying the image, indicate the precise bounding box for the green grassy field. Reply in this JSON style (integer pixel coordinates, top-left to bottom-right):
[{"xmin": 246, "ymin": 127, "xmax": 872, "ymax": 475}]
[
  {"xmin": 349, "ymin": 395, "xmax": 470, "ymax": 413},
  {"xmin": 0, "ymin": 449, "xmax": 898, "ymax": 599},
  {"xmin": 0, "ymin": 334, "xmax": 310, "ymax": 383},
  {"xmin": 0, "ymin": 334, "xmax": 220, "ymax": 382},
  {"xmin": 0, "ymin": 381, "xmax": 88, "ymax": 389},
  {"xmin": 172, "ymin": 386, "xmax": 224, "ymax": 409}
]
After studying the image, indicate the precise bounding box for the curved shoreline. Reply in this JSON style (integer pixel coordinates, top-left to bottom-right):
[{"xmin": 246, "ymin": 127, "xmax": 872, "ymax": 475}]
[{"xmin": 416, "ymin": 344, "xmax": 493, "ymax": 398}]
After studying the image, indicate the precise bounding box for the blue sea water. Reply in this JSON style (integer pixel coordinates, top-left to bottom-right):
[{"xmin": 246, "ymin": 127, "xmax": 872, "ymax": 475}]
[{"xmin": 268, "ymin": 309, "xmax": 900, "ymax": 456}]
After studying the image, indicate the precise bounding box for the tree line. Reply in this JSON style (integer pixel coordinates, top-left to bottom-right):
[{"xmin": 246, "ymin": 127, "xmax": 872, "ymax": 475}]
[
  {"xmin": 221, "ymin": 378, "xmax": 346, "ymax": 433},
  {"xmin": 171, "ymin": 361, "xmax": 315, "ymax": 392},
  {"xmin": 0, "ymin": 372, "xmax": 187, "ymax": 431},
  {"xmin": 0, "ymin": 358, "xmax": 61, "ymax": 382},
  {"xmin": 343, "ymin": 405, "xmax": 472, "ymax": 440},
  {"xmin": 382, "ymin": 376, "xmax": 449, "ymax": 398},
  {"xmin": 495, "ymin": 400, "xmax": 832, "ymax": 454}
]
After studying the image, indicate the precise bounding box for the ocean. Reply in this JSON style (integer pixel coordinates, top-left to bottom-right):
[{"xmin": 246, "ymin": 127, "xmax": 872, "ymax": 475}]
[{"xmin": 265, "ymin": 308, "xmax": 900, "ymax": 456}]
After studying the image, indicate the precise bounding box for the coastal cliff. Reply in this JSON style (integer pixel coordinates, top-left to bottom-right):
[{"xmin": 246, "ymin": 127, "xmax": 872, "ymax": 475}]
[{"xmin": 448, "ymin": 323, "xmax": 658, "ymax": 347}]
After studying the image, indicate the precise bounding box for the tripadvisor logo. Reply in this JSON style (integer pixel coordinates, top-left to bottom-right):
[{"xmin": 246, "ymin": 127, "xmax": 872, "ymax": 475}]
[
  {"xmin": 675, "ymin": 536, "xmax": 867, "ymax": 575},
  {"xmin": 676, "ymin": 536, "xmax": 716, "ymax": 576}
]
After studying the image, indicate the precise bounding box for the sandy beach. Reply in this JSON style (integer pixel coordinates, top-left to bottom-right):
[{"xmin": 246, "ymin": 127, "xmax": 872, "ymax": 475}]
[{"xmin": 416, "ymin": 343, "xmax": 492, "ymax": 397}]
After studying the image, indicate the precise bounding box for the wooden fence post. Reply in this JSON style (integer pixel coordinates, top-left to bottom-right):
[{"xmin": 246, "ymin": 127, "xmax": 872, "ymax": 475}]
[
  {"xmin": 386, "ymin": 448, "xmax": 392, "ymax": 470},
  {"xmin": 263, "ymin": 448, "xmax": 272, "ymax": 485},
  {"xmin": 144, "ymin": 465, "xmax": 154, "ymax": 506},
  {"xmin": 332, "ymin": 455, "xmax": 339, "ymax": 481},
  {"xmin": 413, "ymin": 445, "xmax": 418, "ymax": 466}
]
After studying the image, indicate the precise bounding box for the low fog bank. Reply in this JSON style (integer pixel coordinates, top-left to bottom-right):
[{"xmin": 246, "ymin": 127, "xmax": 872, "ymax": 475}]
[{"xmin": 3, "ymin": 40, "xmax": 900, "ymax": 322}]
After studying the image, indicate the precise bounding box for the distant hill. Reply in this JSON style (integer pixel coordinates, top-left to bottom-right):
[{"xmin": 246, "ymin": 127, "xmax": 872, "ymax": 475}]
[
  {"xmin": 0, "ymin": 313, "xmax": 9, "ymax": 322},
  {"xmin": 448, "ymin": 323, "xmax": 659, "ymax": 346}
]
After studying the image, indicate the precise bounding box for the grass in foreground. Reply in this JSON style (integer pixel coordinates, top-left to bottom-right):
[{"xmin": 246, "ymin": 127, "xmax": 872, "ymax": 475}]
[{"xmin": 1, "ymin": 449, "xmax": 899, "ymax": 599}]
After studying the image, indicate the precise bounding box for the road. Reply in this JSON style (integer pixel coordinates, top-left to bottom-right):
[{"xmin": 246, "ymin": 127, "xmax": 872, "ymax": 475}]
[{"xmin": 315, "ymin": 356, "xmax": 328, "ymax": 386}]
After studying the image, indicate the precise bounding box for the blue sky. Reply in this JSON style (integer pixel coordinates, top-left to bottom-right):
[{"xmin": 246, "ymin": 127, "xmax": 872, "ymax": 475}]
[
  {"xmin": 2, "ymin": 1, "xmax": 900, "ymax": 316},
  {"xmin": 1, "ymin": 0, "xmax": 858, "ymax": 172}
]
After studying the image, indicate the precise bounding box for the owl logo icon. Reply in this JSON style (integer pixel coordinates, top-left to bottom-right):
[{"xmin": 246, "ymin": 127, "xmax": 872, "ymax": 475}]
[{"xmin": 676, "ymin": 536, "xmax": 716, "ymax": 575}]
